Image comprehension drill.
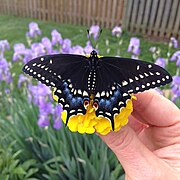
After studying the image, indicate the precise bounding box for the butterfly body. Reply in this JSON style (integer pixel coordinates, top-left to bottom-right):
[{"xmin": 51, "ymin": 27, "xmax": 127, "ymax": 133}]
[{"xmin": 23, "ymin": 50, "xmax": 172, "ymax": 130}]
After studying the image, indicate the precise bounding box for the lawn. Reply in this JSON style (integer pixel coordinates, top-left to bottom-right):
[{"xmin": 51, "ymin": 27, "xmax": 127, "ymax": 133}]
[{"xmin": 0, "ymin": 15, "xmax": 179, "ymax": 179}]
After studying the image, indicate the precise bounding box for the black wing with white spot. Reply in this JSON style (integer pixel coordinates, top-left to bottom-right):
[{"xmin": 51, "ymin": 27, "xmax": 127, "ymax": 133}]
[
  {"xmin": 23, "ymin": 54, "xmax": 91, "ymax": 124},
  {"xmin": 94, "ymin": 57, "xmax": 172, "ymax": 130},
  {"xmin": 23, "ymin": 54, "xmax": 90, "ymax": 91},
  {"xmin": 97, "ymin": 57, "xmax": 172, "ymax": 93}
]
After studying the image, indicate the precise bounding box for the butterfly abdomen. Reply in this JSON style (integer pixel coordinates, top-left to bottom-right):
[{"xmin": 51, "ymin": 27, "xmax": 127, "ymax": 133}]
[{"xmin": 86, "ymin": 50, "xmax": 101, "ymax": 93}]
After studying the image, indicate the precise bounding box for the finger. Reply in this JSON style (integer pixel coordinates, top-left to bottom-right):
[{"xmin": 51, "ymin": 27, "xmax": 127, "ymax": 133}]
[
  {"xmin": 99, "ymin": 125, "xmax": 174, "ymax": 179},
  {"xmin": 128, "ymin": 115, "xmax": 148, "ymax": 134},
  {"xmin": 153, "ymin": 144, "xmax": 180, "ymax": 172},
  {"xmin": 132, "ymin": 90, "xmax": 180, "ymax": 126}
]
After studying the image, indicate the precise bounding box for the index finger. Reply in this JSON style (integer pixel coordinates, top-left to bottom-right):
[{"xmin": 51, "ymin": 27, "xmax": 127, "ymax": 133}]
[{"xmin": 132, "ymin": 90, "xmax": 180, "ymax": 126}]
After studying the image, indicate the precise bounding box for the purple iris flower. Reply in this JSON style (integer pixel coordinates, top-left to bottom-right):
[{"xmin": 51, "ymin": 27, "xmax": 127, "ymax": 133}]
[
  {"xmin": 0, "ymin": 58, "xmax": 12, "ymax": 83},
  {"xmin": 28, "ymin": 83, "xmax": 53, "ymax": 128},
  {"xmin": 12, "ymin": 43, "xmax": 26, "ymax": 62},
  {"xmin": 28, "ymin": 84, "xmax": 40, "ymax": 105},
  {"xmin": 84, "ymin": 41, "xmax": 93, "ymax": 54},
  {"xmin": 41, "ymin": 37, "xmax": 52, "ymax": 54},
  {"xmin": 31, "ymin": 42, "xmax": 45, "ymax": 57},
  {"xmin": 170, "ymin": 51, "xmax": 180, "ymax": 67},
  {"xmin": 37, "ymin": 83, "xmax": 51, "ymax": 96},
  {"xmin": 70, "ymin": 45, "xmax": 84, "ymax": 55},
  {"xmin": 0, "ymin": 40, "xmax": 10, "ymax": 53},
  {"xmin": 170, "ymin": 76, "xmax": 180, "ymax": 103},
  {"xmin": 155, "ymin": 57, "xmax": 166, "ymax": 68},
  {"xmin": 170, "ymin": 37, "xmax": 178, "ymax": 48},
  {"xmin": 176, "ymin": 59, "xmax": 180, "ymax": 67},
  {"xmin": 18, "ymin": 74, "xmax": 29, "ymax": 88},
  {"xmin": 26, "ymin": 22, "xmax": 41, "ymax": 38},
  {"xmin": 51, "ymin": 29, "xmax": 63, "ymax": 46},
  {"xmin": 53, "ymin": 105, "xmax": 63, "ymax": 129},
  {"xmin": 170, "ymin": 51, "xmax": 180, "ymax": 61},
  {"xmin": 171, "ymin": 85, "xmax": 178, "ymax": 94},
  {"xmin": 89, "ymin": 25, "xmax": 100, "ymax": 40},
  {"xmin": 112, "ymin": 26, "xmax": 122, "ymax": 37},
  {"xmin": 23, "ymin": 49, "xmax": 33, "ymax": 64},
  {"xmin": 52, "ymin": 49, "xmax": 60, "ymax": 54},
  {"xmin": 38, "ymin": 114, "xmax": 50, "ymax": 127},
  {"xmin": 5, "ymin": 88, "xmax": 10, "ymax": 94},
  {"xmin": 37, "ymin": 99, "xmax": 53, "ymax": 128},
  {"xmin": 127, "ymin": 37, "xmax": 140, "ymax": 55},
  {"xmin": 28, "ymin": 83, "xmax": 51, "ymax": 105},
  {"xmin": 149, "ymin": 47, "xmax": 156, "ymax": 53},
  {"xmin": 39, "ymin": 99, "xmax": 53, "ymax": 115},
  {"xmin": 0, "ymin": 57, "xmax": 8, "ymax": 69},
  {"xmin": 172, "ymin": 76, "xmax": 180, "ymax": 85},
  {"xmin": 61, "ymin": 39, "xmax": 71, "ymax": 53}
]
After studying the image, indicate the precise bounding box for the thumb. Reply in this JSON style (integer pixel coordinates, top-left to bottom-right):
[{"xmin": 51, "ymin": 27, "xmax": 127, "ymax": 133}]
[{"xmin": 99, "ymin": 124, "xmax": 165, "ymax": 179}]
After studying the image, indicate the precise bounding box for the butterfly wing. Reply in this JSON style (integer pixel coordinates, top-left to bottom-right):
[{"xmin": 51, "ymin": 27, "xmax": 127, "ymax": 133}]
[
  {"xmin": 94, "ymin": 57, "xmax": 172, "ymax": 129},
  {"xmin": 23, "ymin": 54, "xmax": 91, "ymax": 123}
]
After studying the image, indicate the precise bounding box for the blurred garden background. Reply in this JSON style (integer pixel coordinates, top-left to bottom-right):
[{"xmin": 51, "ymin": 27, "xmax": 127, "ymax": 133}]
[{"xmin": 0, "ymin": 0, "xmax": 180, "ymax": 179}]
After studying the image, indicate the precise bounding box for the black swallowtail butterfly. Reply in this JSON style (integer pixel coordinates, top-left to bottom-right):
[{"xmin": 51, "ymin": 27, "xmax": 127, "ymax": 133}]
[{"xmin": 23, "ymin": 50, "xmax": 172, "ymax": 130}]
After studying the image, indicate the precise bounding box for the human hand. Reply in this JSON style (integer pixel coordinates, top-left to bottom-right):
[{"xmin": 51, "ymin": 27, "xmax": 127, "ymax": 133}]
[{"xmin": 99, "ymin": 90, "xmax": 180, "ymax": 180}]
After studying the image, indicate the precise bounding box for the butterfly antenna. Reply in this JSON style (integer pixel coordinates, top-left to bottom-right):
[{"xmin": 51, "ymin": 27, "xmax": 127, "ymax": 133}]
[
  {"xmin": 98, "ymin": 29, "xmax": 103, "ymax": 39},
  {"xmin": 94, "ymin": 28, "xmax": 102, "ymax": 48},
  {"xmin": 87, "ymin": 29, "xmax": 95, "ymax": 49},
  {"xmin": 87, "ymin": 28, "xmax": 102, "ymax": 49}
]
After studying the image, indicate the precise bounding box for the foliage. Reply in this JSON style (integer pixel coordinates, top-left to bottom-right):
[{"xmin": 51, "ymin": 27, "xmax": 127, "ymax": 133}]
[
  {"xmin": 0, "ymin": 88, "xmax": 124, "ymax": 179},
  {"xmin": 0, "ymin": 141, "xmax": 38, "ymax": 179}
]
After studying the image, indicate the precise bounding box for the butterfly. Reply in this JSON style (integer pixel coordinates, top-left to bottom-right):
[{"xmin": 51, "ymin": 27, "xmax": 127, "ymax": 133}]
[{"xmin": 23, "ymin": 50, "xmax": 172, "ymax": 130}]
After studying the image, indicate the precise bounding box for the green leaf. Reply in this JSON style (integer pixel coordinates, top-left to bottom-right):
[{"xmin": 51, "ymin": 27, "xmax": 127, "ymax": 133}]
[
  {"xmin": 12, "ymin": 149, "xmax": 23, "ymax": 159},
  {"xmin": 25, "ymin": 168, "xmax": 39, "ymax": 178},
  {"xmin": 9, "ymin": 159, "xmax": 20, "ymax": 171},
  {"xmin": 22, "ymin": 159, "xmax": 36, "ymax": 170},
  {"xmin": 13, "ymin": 166, "xmax": 26, "ymax": 175}
]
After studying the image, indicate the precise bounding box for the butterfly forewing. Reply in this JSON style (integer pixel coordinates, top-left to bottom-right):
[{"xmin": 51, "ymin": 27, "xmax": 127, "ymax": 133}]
[
  {"xmin": 23, "ymin": 54, "xmax": 91, "ymax": 124},
  {"xmin": 100, "ymin": 57, "xmax": 172, "ymax": 93},
  {"xmin": 23, "ymin": 54, "xmax": 91, "ymax": 89}
]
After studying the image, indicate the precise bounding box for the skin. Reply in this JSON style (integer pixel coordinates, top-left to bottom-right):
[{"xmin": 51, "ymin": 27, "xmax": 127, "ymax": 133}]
[{"xmin": 99, "ymin": 90, "xmax": 180, "ymax": 180}]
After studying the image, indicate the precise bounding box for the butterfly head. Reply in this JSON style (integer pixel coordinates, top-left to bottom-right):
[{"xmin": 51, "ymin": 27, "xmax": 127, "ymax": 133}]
[{"xmin": 90, "ymin": 50, "xmax": 98, "ymax": 58}]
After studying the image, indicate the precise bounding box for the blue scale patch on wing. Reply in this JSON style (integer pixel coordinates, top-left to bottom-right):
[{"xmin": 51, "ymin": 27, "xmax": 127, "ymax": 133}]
[
  {"xmin": 94, "ymin": 83, "xmax": 131, "ymax": 130},
  {"xmin": 54, "ymin": 80, "xmax": 90, "ymax": 124}
]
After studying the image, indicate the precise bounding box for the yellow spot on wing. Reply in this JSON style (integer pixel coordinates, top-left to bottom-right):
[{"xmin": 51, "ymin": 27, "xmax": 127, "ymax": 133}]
[
  {"xmin": 61, "ymin": 95, "xmax": 136, "ymax": 135},
  {"xmin": 52, "ymin": 88, "xmax": 59, "ymax": 102},
  {"xmin": 85, "ymin": 54, "xmax": 103, "ymax": 58}
]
